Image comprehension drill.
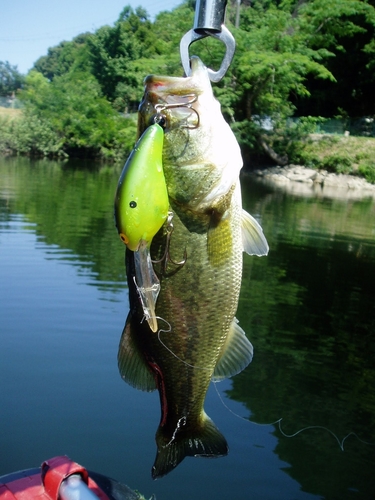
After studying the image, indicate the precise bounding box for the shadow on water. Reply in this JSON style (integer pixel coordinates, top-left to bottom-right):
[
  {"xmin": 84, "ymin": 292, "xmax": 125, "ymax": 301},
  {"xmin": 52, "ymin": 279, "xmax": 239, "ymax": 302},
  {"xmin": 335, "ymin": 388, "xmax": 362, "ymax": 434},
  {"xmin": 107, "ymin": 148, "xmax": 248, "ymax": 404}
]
[{"xmin": 1, "ymin": 157, "xmax": 375, "ymax": 498}]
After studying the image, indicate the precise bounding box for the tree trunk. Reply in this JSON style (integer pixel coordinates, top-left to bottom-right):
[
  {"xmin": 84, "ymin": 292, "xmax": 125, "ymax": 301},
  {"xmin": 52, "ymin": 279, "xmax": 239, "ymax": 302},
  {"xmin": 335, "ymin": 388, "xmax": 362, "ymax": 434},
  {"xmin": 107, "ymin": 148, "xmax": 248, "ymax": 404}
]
[{"xmin": 258, "ymin": 135, "xmax": 288, "ymax": 166}]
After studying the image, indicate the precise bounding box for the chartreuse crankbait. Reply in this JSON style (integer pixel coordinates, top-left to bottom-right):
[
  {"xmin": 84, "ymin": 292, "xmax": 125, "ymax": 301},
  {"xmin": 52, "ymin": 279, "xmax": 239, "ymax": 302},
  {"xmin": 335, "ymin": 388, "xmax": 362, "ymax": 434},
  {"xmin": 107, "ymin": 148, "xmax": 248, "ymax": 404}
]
[
  {"xmin": 114, "ymin": 123, "xmax": 169, "ymax": 251},
  {"xmin": 114, "ymin": 123, "xmax": 169, "ymax": 332}
]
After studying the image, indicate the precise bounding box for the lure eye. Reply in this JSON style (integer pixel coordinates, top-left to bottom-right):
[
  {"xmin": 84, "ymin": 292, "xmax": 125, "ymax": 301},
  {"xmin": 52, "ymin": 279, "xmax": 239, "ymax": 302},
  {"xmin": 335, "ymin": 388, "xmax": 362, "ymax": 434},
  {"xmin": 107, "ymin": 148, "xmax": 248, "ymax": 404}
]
[
  {"xmin": 120, "ymin": 233, "xmax": 129, "ymax": 245},
  {"xmin": 129, "ymin": 201, "xmax": 137, "ymax": 208},
  {"xmin": 157, "ymin": 116, "xmax": 167, "ymax": 128},
  {"xmin": 150, "ymin": 114, "xmax": 167, "ymax": 129}
]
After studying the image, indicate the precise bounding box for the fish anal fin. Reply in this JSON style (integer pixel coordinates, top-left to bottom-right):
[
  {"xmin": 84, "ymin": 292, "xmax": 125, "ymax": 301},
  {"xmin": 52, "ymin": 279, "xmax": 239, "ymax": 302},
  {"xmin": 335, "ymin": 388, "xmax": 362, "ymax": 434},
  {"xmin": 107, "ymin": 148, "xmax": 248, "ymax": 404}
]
[
  {"xmin": 212, "ymin": 318, "xmax": 253, "ymax": 382},
  {"xmin": 118, "ymin": 313, "xmax": 157, "ymax": 392},
  {"xmin": 242, "ymin": 209, "xmax": 269, "ymax": 256},
  {"xmin": 152, "ymin": 412, "xmax": 228, "ymax": 479}
]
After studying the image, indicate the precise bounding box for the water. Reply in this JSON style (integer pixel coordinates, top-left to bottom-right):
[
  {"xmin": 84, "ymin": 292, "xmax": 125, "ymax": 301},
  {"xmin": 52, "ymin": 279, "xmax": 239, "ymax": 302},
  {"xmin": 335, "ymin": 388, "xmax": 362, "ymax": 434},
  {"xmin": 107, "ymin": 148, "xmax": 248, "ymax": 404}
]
[{"xmin": 1, "ymin": 157, "xmax": 374, "ymax": 499}]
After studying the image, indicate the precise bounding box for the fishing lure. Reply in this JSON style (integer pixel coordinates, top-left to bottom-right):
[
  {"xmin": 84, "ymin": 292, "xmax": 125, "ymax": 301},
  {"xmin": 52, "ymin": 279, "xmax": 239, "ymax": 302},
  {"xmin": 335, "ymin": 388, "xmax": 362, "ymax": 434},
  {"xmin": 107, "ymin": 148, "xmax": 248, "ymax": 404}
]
[
  {"xmin": 114, "ymin": 123, "xmax": 169, "ymax": 332},
  {"xmin": 114, "ymin": 123, "xmax": 169, "ymax": 251}
]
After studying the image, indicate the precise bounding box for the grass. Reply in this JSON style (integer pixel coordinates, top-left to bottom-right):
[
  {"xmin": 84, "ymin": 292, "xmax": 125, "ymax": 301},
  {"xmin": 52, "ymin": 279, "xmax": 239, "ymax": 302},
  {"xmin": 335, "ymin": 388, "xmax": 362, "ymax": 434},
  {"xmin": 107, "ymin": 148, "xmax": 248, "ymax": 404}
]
[
  {"xmin": 0, "ymin": 106, "xmax": 22, "ymax": 120},
  {"xmin": 293, "ymin": 134, "xmax": 375, "ymax": 184}
]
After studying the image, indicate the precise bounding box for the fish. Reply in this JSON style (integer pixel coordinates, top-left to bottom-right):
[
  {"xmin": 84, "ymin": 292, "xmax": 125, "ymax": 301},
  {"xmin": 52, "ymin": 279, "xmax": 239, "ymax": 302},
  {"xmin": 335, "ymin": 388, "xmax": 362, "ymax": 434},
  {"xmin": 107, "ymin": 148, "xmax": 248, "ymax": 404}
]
[
  {"xmin": 117, "ymin": 56, "xmax": 269, "ymax": 479},
  {"xmin": 114, "ymin": 123, "xmax": 169, "ymax": 332}
]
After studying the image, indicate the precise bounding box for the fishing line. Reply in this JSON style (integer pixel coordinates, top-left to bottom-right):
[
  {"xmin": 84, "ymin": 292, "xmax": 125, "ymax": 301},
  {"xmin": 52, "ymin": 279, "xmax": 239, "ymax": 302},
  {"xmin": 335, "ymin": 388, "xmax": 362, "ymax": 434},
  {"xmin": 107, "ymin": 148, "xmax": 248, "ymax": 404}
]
[
  {"xmin": 153, "ymin": 315, "xmax": 375, "ymax": 452},
  {"xmin": 212, "ymin": 382, "xmax": 375, "ymax": 451},
  {"xmin": 155, "ymin": 319, "xmax": 375, "ymax": 451}
]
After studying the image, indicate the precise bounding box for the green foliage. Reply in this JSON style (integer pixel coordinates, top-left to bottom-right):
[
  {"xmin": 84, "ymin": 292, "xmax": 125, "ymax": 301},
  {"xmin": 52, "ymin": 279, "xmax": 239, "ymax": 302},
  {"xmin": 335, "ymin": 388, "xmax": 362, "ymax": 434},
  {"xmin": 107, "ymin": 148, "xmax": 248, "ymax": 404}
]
[
  {"xmin": 358, "ymin": 161, "xmax": 375, "ymax": 184},
  {"xmin": 217, "ymin": 0, "xmax": 375, "ymax": 160},
  {"xmin": 292, "ymin": 0, "xmax": 375, "ymax": 116},
  {"xmin": 226, "ymin": 6, "xmax": 335, "ymax": 120},
  {"xmin": 289, "ymin": 133, "xmax": 375, "ymax": 184},
  {"xmin": 0, "ymin": 112, "xmax": 62, "ymax": 156},
  {"xmin": 33, "ymin": 34, "xmax": 92, "ymax": 80},
  {"xmin": 4, "ymin": 0, "xmax": 375, "ymax": 164},
  {"xmin": 14, "ymin": 70, "xmax": 137, "ymax": 159},
  {"xmin": 263, "ymin": 116, "xmax": 327, "ymax": 162},
  {"xmin": 321, "ymin": 154, "xmax": 353, "ymax": 174},
  {"xmin": 87, "ymin": 6, "xmax": 167, "ymax": 110},
  {"xmin": 297, "ymin": 0, "xmax": 375, "ymax": 50}
]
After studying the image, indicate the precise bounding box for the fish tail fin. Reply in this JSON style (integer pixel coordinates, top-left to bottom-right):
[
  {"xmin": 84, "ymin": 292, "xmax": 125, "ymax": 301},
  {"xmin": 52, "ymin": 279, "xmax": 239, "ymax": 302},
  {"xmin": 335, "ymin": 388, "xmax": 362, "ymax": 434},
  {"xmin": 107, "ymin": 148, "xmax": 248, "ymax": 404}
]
[{"xmin": 152, "ymin": 412, "xmax": 228, "ymax": 479}]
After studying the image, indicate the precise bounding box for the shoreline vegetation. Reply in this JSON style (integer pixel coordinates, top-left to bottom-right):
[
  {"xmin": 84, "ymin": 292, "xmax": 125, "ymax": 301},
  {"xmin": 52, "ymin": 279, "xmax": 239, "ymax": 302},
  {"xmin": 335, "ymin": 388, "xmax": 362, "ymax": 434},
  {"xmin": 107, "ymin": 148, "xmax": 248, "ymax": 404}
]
[
  {"xmin": 1, "ymin": 105, "xmax": 375, "ymax": 190},
  {"xmin": 1, "ymin": 0, "xmax": 375, "ymax": 185}
]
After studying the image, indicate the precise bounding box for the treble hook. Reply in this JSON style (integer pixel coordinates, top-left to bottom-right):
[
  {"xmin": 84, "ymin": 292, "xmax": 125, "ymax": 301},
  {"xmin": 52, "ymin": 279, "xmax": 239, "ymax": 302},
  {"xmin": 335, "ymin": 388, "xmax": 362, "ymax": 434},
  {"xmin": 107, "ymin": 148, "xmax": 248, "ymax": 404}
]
[
  {"xmin": 152, "ymin": 212, "xmax": 187, "ymax": 274},
  {"xmin": 153, "ymin": 94, "xmax": 200, "ymax": 129},
  {"xmin": 154, "ymin": 94, "xmax": 198, "ymax": 112},
  {"xmin": 180, "ymin": 0, "xmax": 235, "ymax": 83}
]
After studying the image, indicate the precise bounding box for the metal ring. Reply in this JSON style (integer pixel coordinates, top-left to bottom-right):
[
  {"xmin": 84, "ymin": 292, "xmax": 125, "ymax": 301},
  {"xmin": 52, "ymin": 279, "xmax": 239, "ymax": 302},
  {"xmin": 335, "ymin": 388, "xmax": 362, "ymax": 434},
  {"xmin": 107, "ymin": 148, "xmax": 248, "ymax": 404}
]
[{"xmin": 179, "ymin": 25, "xmax": 235, "ymax": 83}]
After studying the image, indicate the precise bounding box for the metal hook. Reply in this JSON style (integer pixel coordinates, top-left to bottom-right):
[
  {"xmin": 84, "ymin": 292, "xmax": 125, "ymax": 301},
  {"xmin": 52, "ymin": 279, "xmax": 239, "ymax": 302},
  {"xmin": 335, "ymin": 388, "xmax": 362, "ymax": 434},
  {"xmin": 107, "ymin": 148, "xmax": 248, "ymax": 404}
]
[
  {"xmin": 154, "ymin": 94, "xmax": 198, "ymax": 112},
  {"xmin": 152, "ymin": 212, "xmax": 187, "ymax": 274},
  {"xmin": 154, "ymin": 94, "xmax": 200, "ymax": 129},
  {"xmin": 180, "ymin": 0, "xmax": 235, "ymax": 82}
]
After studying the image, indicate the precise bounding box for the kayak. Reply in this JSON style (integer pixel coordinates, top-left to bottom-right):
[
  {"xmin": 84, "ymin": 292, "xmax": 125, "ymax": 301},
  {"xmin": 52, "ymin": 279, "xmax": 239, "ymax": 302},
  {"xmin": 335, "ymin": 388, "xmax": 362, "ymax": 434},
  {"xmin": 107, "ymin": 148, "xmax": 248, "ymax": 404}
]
[{"xmin": 0, "ymin": 456, "xmax": 148, "ymax": 500}]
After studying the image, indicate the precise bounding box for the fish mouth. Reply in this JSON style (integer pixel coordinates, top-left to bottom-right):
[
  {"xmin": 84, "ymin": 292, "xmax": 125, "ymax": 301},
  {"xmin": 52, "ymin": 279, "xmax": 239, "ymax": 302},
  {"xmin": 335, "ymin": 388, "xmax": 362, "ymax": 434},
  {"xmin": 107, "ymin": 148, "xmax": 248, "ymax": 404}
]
[
  {"xmin": 138, "ymin": 57, "xmax": 210, "ymax": 132},
  {"xmin": 143, "ymin": 56, "xmax": 208, "ymax": 95}
]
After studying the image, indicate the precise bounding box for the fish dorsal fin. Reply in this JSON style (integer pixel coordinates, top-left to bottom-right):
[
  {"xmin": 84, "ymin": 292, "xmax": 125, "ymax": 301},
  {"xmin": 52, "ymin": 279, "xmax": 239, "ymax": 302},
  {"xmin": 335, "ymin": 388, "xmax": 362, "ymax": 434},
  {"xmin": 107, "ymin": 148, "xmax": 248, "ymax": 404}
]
[
  {"xmin": 118, "ymin": 314, "xmax": 157, "ymax": 392},
  {"xmin": 212, "ymin": 318, "xmax": 253, "ymax": 382},
  {"xmin": 242, "ymin": 209, "xmax": 269, "ymax": 256}
]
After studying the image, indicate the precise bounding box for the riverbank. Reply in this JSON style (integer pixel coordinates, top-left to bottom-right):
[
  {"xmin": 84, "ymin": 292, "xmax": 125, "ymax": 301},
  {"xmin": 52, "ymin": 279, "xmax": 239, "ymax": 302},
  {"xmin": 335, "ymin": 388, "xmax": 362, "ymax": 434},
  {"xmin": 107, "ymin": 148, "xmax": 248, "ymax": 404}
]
[{"xmin": 249, "ymin": 164, "xmax": 375, "ymax": 200}]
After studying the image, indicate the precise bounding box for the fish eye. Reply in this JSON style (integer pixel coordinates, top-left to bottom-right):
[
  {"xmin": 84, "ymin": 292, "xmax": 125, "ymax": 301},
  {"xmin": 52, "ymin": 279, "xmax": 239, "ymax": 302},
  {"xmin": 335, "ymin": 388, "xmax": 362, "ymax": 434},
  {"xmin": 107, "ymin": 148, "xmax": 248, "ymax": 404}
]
[{"xmin": 129, "ymin": 201, "xmax": 137, "ymax": 208}]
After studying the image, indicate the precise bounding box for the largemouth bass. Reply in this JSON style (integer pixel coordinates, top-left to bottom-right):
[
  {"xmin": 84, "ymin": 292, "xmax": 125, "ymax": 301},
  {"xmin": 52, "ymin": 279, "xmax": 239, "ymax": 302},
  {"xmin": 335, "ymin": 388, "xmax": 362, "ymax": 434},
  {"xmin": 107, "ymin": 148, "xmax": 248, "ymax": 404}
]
[{"xmin": 118, "ymin": 56, "xmax": 268, "ymax": 479}]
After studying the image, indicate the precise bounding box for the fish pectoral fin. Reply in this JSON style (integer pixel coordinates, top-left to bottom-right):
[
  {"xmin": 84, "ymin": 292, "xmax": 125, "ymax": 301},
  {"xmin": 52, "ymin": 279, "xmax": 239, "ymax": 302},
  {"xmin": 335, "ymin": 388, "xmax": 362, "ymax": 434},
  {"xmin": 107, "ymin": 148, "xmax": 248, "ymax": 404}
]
[
  {"xmin": 242, "ymin": 209, "xmax": 269, "ymax": 256},
  {"xmin": 152, "ymin": 412, "xmax": 228, "ymax": 479},
  {"xmin": 117, "ymin": 313, "xmax": 157, "ymax": 392},
  {"xmin": 212, "ymin": 318, "xmax": 253, "ymax": 382}
]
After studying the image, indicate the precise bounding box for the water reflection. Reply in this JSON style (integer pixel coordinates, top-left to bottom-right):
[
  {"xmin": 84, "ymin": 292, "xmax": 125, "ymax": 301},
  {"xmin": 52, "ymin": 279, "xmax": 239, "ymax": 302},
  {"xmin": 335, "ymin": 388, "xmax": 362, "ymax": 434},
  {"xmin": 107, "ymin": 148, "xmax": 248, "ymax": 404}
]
[
  {"xmin": 0, "ymin": 156, "xmax": 127, "ymax": 298},
  {"xmin": 1, "ymin": 157, "xmax": 374, "ymax": 499},
  {"xmin": 232, "ymin": 175, "xmax": 375, "ymax": 498}
]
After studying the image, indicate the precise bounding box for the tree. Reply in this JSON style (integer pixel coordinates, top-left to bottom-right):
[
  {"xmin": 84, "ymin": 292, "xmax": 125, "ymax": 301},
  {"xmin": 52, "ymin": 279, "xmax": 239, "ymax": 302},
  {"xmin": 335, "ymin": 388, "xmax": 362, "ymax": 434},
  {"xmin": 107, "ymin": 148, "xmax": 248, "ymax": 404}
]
[
  {"xmin": 20, "ymin": 70, "xmax": 136, "ymax": 158},
  {"xmin": 0, "ymin": 61, "xmax": 24, "ymax": 98},
  {"xmin": 10, "ymin": 0, "xmax": 375, "ymax": 162},
  {"xmin": 33, "ymin": 33, "xmax": 92, "ymax": 81},
  {"xmin": 212, "ymin": 4, "xmax": 334, "ymax": 162},
  {"xmin": 213, "ymin": 0, "xmax": 375, "ymax": 162},
  {"xmin": 87, "ymin": 6, "xmax": 164, "ymax": 110},
  {"xmin": 291, "ymin": 0, "xmax": 375, "ymax": 117}
]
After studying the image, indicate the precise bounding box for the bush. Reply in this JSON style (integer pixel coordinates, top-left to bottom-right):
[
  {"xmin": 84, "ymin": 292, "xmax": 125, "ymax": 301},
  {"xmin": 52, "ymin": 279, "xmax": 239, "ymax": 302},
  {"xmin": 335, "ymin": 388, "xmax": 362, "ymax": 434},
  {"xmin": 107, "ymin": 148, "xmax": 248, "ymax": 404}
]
[
  {"xmin": 0, "ymin": 112, "xmax": 64, "ymax": 156},
  {"xmin": 321, "ymin": 155, "xmax": 352, "ymax": 174},
  {"xmin": 358, "ymin": 161, "xmax": 375, "ymax": 184},
  {"xmin": 0, "ymin": 110, "xmax": 137, "ymax": 160},
  {"xmin": 5, "ymin": 70, "xmax": 139, "ymax": 160}
]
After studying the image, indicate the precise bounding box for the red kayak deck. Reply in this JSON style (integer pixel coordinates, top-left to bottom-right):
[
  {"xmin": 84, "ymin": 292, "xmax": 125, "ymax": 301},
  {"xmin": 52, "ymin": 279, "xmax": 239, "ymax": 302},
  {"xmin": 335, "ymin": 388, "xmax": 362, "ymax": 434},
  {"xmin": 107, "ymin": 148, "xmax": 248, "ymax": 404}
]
[{"xmin": 0, "ymin": 456, "xmax": 142, "ymax": 500}]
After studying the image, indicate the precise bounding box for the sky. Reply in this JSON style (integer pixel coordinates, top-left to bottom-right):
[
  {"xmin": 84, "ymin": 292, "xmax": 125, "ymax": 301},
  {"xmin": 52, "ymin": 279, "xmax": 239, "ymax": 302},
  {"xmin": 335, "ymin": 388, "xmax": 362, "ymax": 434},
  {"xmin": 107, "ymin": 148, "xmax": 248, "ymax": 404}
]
[{"xmin": 0, "ymin": 0, "xmax": 184, "ymax": 74}]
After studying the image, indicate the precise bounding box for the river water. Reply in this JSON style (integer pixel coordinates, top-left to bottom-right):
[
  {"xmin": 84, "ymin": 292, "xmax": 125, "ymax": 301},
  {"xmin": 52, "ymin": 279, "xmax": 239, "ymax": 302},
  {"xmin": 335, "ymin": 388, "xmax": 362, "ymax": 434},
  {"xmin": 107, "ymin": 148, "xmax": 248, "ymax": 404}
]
[{"xmin": 1, "ymin": 157, "xmax": 374, "ymax": 499}]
